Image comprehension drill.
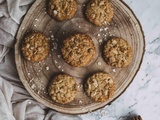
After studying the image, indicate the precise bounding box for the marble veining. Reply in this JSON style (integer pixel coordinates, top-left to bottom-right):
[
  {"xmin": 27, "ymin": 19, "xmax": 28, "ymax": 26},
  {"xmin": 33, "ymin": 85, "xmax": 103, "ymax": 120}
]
[{"xmin": 79, "ymin": 0, "xmax": 160, "ymax": 119}]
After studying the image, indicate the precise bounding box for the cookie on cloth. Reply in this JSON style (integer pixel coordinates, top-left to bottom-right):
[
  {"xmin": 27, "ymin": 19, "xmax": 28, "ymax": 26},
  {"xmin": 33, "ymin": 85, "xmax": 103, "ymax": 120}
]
[
  {"xmin": 85, "ymin": 0, "xmax": 114, "ymax": 26},
  {"xmin": 61, "ymin": 33, "xmax": 96, "ymax": 67},
  {"xmin": 48, "ymin": 0, "xmax": 78, "ymax": 21},
  {"xmin": 103, "ymin": 37, "xmax": 133, "ymax": 67},
  {"xmin": 48, "ymin": 74, "xmax": 77, "ymax": 104},
  {"xmin": 21, "ymin": 31, "xmax": 50, "ymax": 62},
  {"xmin": 85, "ymin": 72, "xmax": 115, "ymax": 102}
]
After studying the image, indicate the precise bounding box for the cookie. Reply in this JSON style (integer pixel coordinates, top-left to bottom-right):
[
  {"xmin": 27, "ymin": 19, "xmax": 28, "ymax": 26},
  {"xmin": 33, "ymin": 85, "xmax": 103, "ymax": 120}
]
[
  {"xmin": 103, "ymin": 38, "xmax": 133, "ymax": 67},
  {"xmin": 61, "ymin": 33, "xmax": 96, "ymax": 67},
  {"xmin": 48, "ymin": 0, "xmax": 78, "ymax": 21},
  {"xmin": 131, "ymin": 115, "xmax": 143, "ymax": 120},
  {"xmin": 85, "ymin": 0, "xmax": 114, "ymax": 26},
  {"xmin": 21, "ymin": 32, "xmax": 50, "ymax": 62},
  {"xmin": 48, "ymin": 74, "xmax": 77, "ymax": 104},
  {"xmin": 85, "ymin": 72, "xmax": 115, "ymax": 102}
]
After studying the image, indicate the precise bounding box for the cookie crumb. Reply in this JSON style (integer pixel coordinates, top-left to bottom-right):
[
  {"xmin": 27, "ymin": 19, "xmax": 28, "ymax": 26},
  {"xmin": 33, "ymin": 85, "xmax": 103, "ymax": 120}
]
[
  {"xmin": 31, "ymin": 84, "xmax": 36, "ymax": 89},
  {"xmin": 97, "ymin": 61, "xmax": 102, "ymax": 66},
  {"xmin": 58, "ymin": 65, "xmax": 61, "ymax": 69},
  {"xmin": 99, "ymin": 28, "xmax": 103, "ymax": 32},
  {"xmin": 99, "ymin": 39, "xmax": 103, "ymax": 43},
  {"xmin": 53, "ymin": 10, "xmax": 58, "ymax": 15},
  {"xmin": 57, "ymin": 55, "xmax": 61, "ymax": 58},
  {"xmin": 37, "ymin": 91, "xmax": 40, "ymax": 94},
  {"xmin": 79, "ymin": 100, "xmax": 82, "ymax": 104},
  {"xmin": 35, "ymin": 18, "xmax": 39, "ymax": 21},
  {"xmin": 46, "ymin": 66, "xmax": 50, "ymax": 70},
  {"xmin": 104, "ymin": 27, "xmax": 108, "ymax": 31},
  {"xmin": 54, "ymin": 60, "xmax": 57, "ymax": 64},
  {"xmin": 112, "ymin": 69, "xmax": 116, "ymax": 72}
]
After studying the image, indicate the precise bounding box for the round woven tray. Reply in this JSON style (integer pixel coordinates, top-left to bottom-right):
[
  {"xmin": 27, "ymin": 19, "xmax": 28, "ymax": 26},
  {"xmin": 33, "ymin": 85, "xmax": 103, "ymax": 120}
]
[{"xmin": 15, "ymin": 0, "xmax": 145, "ymax": 114}]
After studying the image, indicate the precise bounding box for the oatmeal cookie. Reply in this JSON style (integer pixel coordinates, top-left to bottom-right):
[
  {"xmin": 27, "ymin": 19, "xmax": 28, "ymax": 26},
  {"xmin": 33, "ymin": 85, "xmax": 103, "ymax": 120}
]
[
  {"xmin": 48, "ymin": 0, "xmax": 78, "ymax": 21},
  {"xmin": 48, "ymin": 74, "xmax": 77, "ymax": 104},
  {"xmin": 85, "ymin": 0, "xmax": 114, "ymax": 26},
  {"xmin": 103, "ymin": 38, "xmax": 133, "ymax": 67},
  {"xmin": 61, "ymin": 33, "xmax": 96, "ymax": 67},
  {"xmin": 21, "ymin": 31, "xmax": 50, "ymax": 62},
  {"xmin": 85, "ymin": 72, "xmax": 115, "ymax": 102}
]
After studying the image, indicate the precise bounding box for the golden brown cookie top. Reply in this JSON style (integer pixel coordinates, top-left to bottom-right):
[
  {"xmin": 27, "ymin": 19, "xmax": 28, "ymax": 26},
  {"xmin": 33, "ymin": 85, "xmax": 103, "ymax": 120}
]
[
  {"xmin": 86, "ymin": 0, "xmax": 114, "ymax": 26},
  {"xmin": 103, "ymin": 37, "xmax": 133, "ymax": 68},
  {"xmin": 85, "ymin": 72, "xmax": 115, "ymax": 102},
  {"xmin": 48, "ymin": 74, "xmax": 77, "ymax": 104},
  {"xmin": 61, "ymin": 33, "xmax": 96, "ymax": 67},
  {"xmin": 21, "ymin": 31, "xmax": 50, "ymax": 62},
  {"xmin": 48, "ymin": 0, "xmax": 78, "ymax": 21}
]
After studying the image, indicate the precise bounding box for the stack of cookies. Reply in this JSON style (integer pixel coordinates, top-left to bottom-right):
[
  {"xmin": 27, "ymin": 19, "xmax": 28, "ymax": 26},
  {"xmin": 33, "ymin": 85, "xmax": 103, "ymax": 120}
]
[{"xmin": 21, "ymin": 0, "xmax": 133, "ymax": 104}]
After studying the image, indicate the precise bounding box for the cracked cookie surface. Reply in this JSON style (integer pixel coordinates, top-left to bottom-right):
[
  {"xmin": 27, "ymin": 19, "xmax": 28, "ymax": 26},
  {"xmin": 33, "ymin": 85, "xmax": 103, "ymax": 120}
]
[
  {"xmin": 86, "ymin": 0, "xmax": 114, "ymax": 26},
  {"xmin": 48, "ymin": 0, "xmax": 78, "ymax": 21},
  {"xmin": 21, "ymin": 32, "xmax": 50, "ymax": 62},
  {"xmin": 48, "ymin": 74, "xmax": 77, "ymax": 104},
  {"xmin": 61, "ymin": 33, "xmax": 96, "ymax": 67},
  {"xmin": 85, "ymin": 72, "xmax": 115, "ymax": 102},
  {"xmin": 103, "ymin": 38, "xmax": 133, "ymax": 67}
]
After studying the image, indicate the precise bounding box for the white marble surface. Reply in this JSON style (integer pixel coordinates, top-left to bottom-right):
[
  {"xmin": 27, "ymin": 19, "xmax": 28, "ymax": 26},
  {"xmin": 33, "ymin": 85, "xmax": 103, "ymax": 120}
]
[{"xmin": 80, "ymin": 0, "xmax": 160, "ymax": 119}]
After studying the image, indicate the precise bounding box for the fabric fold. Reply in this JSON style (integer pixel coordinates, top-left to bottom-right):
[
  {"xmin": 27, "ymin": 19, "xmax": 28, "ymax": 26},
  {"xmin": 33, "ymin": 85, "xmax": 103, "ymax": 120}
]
[
  {"xmin": 13, "ymin": 100, "xmax": 45, "ymax": 120},
  {"xmin": 0, "ymin": 76, "xmax": 15, "ymax": 120},
  {"xmin": 0, "ymin": 45, "xmax": 10, "ymax": 63},
  {"xmin": 6, "ymin": 0, "xmax": 35, "ymax": 24},
  {"xmin": 0, "ymin": 0, "xmax": 82, "ymax": 119}
]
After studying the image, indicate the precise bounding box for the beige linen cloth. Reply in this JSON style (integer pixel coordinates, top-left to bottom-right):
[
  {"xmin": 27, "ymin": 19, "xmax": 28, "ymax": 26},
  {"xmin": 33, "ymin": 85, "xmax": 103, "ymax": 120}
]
[{"xmin": 0, "ymin": 0, "xmax": 82, "ymax": 120}]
